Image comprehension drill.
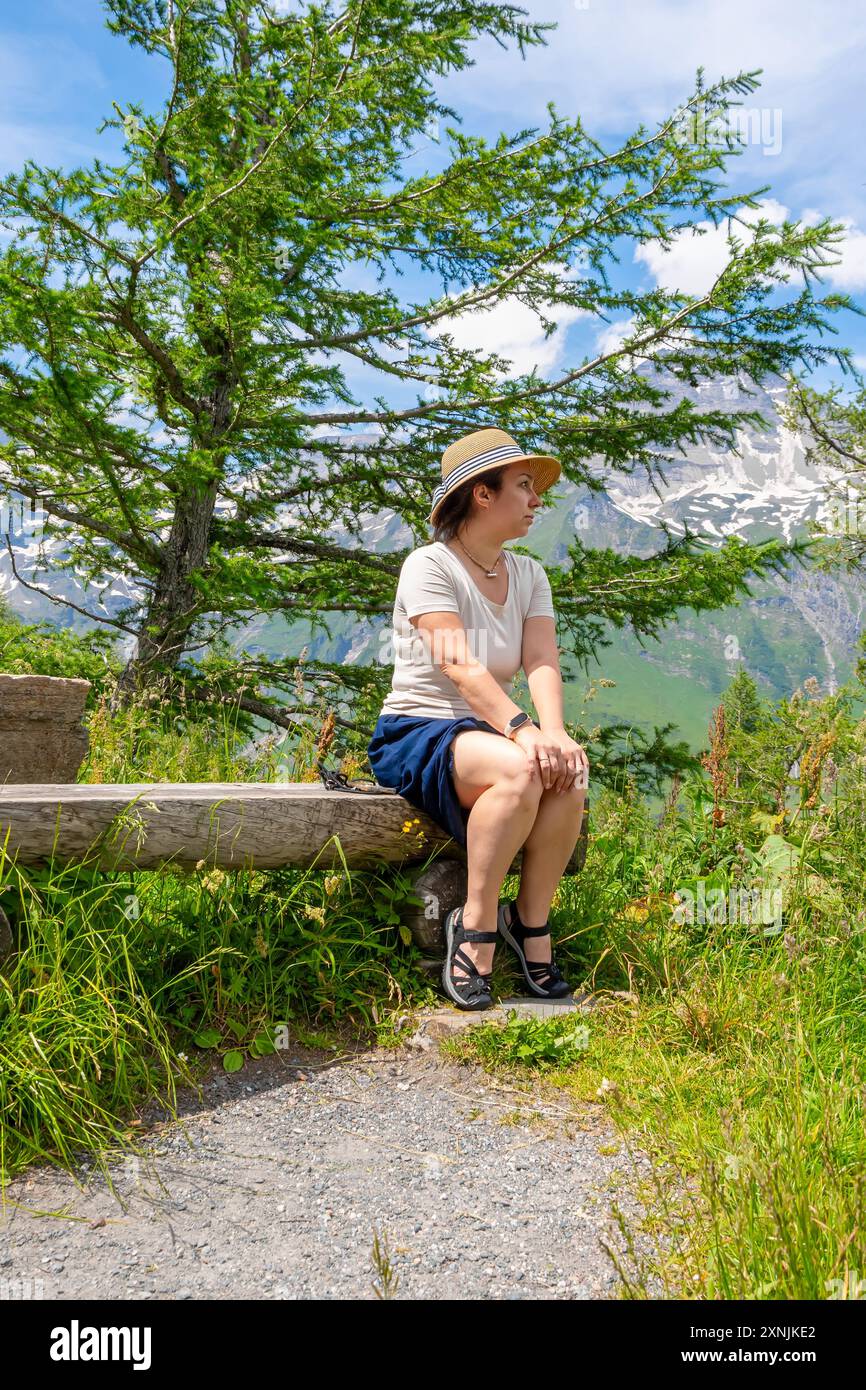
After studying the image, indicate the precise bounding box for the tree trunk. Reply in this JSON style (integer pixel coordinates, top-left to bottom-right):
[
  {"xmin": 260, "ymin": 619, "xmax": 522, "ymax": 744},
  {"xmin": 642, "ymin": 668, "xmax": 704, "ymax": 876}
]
[{"xmin": 110, "ymin": 477, "xmax": 220, "ymax": 711}]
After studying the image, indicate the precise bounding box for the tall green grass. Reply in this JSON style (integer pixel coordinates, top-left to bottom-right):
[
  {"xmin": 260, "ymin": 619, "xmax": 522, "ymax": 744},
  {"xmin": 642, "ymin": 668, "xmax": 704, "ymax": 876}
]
[
  {"xmin": 0, "ymin": 680, "xmax": 436, "ymax": 1189},
  {"xmin": 451, "ymin": 678, "xmax": 866, "ymax": 1299}
]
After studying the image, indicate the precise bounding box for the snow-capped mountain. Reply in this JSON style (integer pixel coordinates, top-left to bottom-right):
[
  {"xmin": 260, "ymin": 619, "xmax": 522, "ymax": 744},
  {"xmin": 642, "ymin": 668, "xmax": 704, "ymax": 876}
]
[{"xmin": 584, "ymin": 375, "xmax": 830, "ymax": 544}]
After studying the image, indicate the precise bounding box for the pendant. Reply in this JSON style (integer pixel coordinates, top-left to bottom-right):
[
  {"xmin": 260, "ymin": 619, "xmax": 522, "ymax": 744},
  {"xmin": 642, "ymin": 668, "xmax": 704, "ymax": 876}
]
[{"xmin": 485, "ymin": 569, "xmax": 498, "ymax": 577}]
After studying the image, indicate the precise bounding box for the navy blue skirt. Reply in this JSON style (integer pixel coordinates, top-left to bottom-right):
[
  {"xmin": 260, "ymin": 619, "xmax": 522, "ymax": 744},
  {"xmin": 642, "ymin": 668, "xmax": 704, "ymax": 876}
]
[{"xmin": 367, "ymin": 713, "xmax": 535, "ymax": 850}]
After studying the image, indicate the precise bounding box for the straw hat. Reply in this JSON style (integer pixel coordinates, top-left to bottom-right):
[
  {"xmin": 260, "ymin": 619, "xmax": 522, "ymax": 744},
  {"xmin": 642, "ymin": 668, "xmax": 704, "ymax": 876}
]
[{"xmin": 429, "ymin": 427, "xmax": 561, "ymax": 525}]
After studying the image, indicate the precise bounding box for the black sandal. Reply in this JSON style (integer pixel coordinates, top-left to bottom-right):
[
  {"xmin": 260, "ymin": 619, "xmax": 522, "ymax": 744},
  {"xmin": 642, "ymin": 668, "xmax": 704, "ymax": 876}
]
[
  {"xmin": 442, "ymin": 904, "xmax": 498, "ymax": 1011},
  {"xmin": 497, "ymin": 900, "xmax": 573, "ymax": 999}
]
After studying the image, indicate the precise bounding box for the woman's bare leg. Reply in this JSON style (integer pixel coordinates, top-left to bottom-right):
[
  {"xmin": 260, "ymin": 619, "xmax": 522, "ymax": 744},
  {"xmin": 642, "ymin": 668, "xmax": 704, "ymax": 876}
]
[
  {"xmin": 448, "ymin": 731, "xmax": 544, "ymax": 979},
  {"xmin": 514, "ymin": 785, "xmax": 586, "ymax": 961}
]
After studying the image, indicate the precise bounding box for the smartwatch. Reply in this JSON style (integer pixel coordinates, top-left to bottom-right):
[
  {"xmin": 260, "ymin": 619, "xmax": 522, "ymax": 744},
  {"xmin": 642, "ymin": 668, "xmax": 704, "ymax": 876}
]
[{"xmin": 504, "ymin": 711, "xmax": 532, "ymax": 740}]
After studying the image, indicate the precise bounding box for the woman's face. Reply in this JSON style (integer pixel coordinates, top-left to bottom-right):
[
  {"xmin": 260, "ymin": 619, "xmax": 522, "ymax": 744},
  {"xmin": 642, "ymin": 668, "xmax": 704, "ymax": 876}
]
[{"xmin": 489, "ymin": 462, "xmax": 542, "ymax": 533}]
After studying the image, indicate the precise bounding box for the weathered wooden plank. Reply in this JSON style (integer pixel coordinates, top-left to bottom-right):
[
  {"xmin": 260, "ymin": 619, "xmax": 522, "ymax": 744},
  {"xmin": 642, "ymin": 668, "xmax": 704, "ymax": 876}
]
[{"xmin": 0, "ymin": 782, "xmax": 588, "ymax": 874}]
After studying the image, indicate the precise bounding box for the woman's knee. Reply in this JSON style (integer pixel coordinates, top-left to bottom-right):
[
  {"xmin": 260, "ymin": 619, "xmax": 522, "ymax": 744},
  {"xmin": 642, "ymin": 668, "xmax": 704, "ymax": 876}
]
[
  {"xmin": 536, "ymin": 781, "xmax": 586, "ymax": 831},
  {"xmin": 498, "ymin": 757, "xmax": 544, "ymax": 808},
  {"xmin": 450, "ymin": 730, "xmax": 542, "ymax": 807}
]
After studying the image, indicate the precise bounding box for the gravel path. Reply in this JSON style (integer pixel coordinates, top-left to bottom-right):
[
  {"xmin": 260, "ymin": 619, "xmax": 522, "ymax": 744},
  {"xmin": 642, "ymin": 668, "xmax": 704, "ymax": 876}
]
[{"xmin": 0, "ymin": 1036, "xmax": 662, "ymax": 1300}]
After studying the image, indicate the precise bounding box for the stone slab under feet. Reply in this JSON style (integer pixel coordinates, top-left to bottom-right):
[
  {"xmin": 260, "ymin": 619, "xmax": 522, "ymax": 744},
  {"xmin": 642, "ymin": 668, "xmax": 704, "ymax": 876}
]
[{"xmin": 405, "ymin": 992, "xmax": 599, "ymax": 1050}]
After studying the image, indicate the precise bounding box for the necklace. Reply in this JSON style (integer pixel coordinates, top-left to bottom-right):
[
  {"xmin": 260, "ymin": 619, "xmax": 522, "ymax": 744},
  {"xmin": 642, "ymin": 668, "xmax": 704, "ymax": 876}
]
[{"xmin": 455, "ymin": 534, "xmax": 505, "ymax": 578}]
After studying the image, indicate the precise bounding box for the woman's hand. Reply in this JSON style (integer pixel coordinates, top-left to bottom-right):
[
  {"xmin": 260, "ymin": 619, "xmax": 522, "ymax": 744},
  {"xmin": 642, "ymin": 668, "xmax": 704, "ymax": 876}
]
[{"xmin": 513, "ymin": 724, "xmax": 590, "ymax": 792}]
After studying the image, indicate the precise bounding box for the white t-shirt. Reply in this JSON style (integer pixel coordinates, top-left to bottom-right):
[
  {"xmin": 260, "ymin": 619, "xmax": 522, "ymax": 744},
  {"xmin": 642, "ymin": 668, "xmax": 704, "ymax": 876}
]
[{"xmin": 378, "ymin": 541, "xmax": 556, "ymax": 720}]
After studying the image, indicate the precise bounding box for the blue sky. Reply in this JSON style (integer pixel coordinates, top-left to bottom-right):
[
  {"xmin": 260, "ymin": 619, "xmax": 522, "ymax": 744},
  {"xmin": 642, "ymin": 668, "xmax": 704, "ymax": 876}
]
[{"xmin": 2, "ymin": 0, "xmax": 865, "ymax": 405}]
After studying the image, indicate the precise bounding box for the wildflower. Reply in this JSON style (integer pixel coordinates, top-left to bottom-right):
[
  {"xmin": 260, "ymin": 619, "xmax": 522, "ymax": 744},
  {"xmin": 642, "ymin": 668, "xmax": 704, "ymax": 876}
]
[
  {"xmin": 304, "ymin": 904, "xmax": 326, "ymax": 926},
  {"xmin": 177, "ymin": 1051, "xmax": 188, "ymax": 1063},
  {"xmin": 324, "ymin": 875, "xmax": 342, "ymax": 896},
  {"xmin": 596, "ymin": 1077, "xmax": 620, "ymax": 1100},
  {"xmin": 315, "ymin": 710, "xmax": 336, "ymax": 760},
  {"xmin": 700, "ymin": 704, "xmax": 728, "ymax": 827}
]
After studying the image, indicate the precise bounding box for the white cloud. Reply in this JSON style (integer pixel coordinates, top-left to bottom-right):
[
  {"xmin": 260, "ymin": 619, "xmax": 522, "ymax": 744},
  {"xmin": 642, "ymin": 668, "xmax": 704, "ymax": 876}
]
[
  {"xmin": 595, "ymin": 317, "xmax": 637, "ymax": 356},
  {"xmin": 591, "ymin": 314, "xmax": 695, "ymax": 368},
  {"xmin": 431, "ymin": 285, "xmax": 587, "ymax": 378},
  {"xmin": 778, "ymin": 208, "xmax": 866, "ymax": 290},
  {"xmin": 739, "ymin": 198, "xmax": 789, "ymax": 227},
  {"xmin": 635, "ymin": 224, "xmax": 729, "ymax": 297},
  {"xmin": 820, "ymin": 219, "xmax": 866, "ymax": 291},
  {"xmin": 635, "ymin": 198, "xmax": 794, "ymax": 296}
]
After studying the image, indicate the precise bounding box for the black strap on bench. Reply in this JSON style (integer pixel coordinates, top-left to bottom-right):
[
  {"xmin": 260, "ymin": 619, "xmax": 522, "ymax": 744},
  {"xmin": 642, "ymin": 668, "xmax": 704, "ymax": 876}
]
[{"xmin": 317, "ymin": 760, "xmax": 397, "ymax": 795}]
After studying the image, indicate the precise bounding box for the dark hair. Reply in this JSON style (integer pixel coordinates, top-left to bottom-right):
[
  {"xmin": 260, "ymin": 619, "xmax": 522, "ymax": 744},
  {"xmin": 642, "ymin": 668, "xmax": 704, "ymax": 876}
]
[{"xmin": 430, "ymin": 465, "xmax": 509, "ymax": 544}]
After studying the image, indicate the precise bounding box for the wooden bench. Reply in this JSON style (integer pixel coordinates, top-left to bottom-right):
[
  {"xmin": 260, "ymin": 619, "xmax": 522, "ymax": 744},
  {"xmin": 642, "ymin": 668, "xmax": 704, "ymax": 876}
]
[
  {"xmin": 0, "ymin": 673, "xmax": 589, "ymax": 963},
  {"xmin": 0, "ymin": 781, "xmax": 589, "ymax": 959}
]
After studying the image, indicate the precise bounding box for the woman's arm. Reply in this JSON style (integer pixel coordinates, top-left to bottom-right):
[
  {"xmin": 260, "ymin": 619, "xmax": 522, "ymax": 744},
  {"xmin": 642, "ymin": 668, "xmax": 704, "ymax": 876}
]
[
  {"xmin": 412, "ymin": 611, "xmax": 526, "ymax": 732},
  {"xmin": 521, "ymin": 614, "xmax": 566, "ymax": 731}
]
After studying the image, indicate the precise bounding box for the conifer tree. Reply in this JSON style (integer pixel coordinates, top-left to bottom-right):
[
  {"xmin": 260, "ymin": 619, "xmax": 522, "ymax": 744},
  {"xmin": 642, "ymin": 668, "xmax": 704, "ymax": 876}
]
[
  {"xmin": 723, "ymin": 667, "xmax": 765, "ymax": 734},
  {"xmin": 0, "ymin": 0, "xmax": 856, "ymax": 771}
]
